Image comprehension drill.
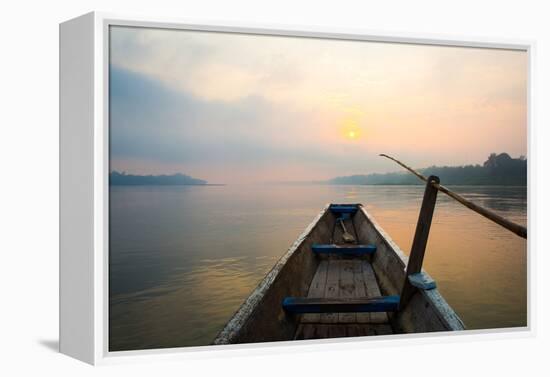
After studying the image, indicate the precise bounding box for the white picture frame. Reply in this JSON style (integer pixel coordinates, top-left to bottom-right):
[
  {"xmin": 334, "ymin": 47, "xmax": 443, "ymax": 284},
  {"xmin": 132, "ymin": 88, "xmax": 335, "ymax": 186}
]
[{"xmin": 59, "ymin": 11, "xmax": 534, "ymax": 365}]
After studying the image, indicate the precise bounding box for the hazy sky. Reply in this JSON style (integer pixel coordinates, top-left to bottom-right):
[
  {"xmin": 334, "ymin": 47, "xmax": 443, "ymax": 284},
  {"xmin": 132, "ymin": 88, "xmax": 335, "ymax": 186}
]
[{"xmin": 109, "ymin": 26, "xmax": 527, "ymax": 184}]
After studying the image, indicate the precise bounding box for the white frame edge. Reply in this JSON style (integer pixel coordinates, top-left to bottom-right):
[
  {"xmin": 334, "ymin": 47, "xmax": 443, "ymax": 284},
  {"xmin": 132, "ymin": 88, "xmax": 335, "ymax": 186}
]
[
  {"xmin": 59, "ymin": 11, "xmax": 535, "ymax": 365},
  {"xmin": 59, "ymin": 12, "xmax": 96, "ymax": 364}
]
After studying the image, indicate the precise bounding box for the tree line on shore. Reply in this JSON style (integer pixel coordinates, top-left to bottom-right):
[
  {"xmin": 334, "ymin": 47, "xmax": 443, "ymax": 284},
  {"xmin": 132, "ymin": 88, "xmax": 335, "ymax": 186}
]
[
  {"xmin": 110, "ymin": 171, "xmax": 207, "ymax": 185},
  {"xmin": 328, "ymin": 153, "xmax": 527, "ymax": 186}
]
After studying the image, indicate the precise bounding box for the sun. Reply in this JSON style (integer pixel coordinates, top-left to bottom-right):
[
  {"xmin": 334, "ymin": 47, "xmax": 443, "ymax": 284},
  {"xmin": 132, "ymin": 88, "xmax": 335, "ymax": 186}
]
[
  {"xmin": 343, "ymin": 124, "xmax": 361, "ymax": 141},
  {"xmin": 340, "ymin": 118, "xmax": 363, "ymax": 141},
  {"xmin": 347, "ymin": 130, "xmax": 357, "ymax": 139}
]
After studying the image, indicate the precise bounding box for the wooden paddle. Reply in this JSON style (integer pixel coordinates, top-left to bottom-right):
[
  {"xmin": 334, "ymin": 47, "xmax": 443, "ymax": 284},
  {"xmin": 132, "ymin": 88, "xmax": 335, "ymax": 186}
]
[
  {"xmin": 379, "ymin": 153, "xmax": 527, "ymax": 239},
  {"xmin": 339, "ymin": 218, "xmax": 356, "ymax": 243}
]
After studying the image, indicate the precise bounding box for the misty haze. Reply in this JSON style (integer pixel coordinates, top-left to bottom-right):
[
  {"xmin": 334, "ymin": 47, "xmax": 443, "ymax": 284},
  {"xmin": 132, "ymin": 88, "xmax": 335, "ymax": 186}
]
[{"xmin": 108, "ymin": 26, "xmax": 527, "ymax": 351}]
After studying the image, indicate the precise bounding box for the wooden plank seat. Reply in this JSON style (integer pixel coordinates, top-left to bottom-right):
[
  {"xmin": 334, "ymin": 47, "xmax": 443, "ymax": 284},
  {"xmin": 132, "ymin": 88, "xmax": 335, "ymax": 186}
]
[
  {"xmin": 292, "ymin": 259, "xmax": 396, "ymax": 339},
  {"xmin": 294, "ymin": 323, "xmax": 394, "ymax": 340}
]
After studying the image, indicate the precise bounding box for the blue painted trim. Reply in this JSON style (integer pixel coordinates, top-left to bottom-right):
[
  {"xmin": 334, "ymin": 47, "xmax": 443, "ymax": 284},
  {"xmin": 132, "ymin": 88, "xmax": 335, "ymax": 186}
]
[
  {"xmin": 329, "ymin": 204, "xmax": 359, "ymax": 215},
  {"xmin": 282, "ymin": 295, "xmax": 400, "ymax": 314},
  {"xmin": 408, "ymin": 272, "xmax": 436, "ymax": 290},
  {"xmin": 312, "ymin": 244, "xmax": 377, "ymax": 255}
]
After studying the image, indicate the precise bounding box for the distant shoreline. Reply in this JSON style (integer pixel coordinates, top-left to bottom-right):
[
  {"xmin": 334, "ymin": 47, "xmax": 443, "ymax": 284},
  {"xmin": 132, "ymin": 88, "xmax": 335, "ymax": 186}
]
[
  {"xmin": 110, "ymin": 183, "xmax": 226, "ymax": 186},
  {"xmin": 355, "ymin": 183, "xmax": 526, "ymax": 187},
  {"xmin": 109, "ymin": 171, "xmax": 213, "ymax": 186},
  {"xmin": 110, "ymin": 182, "xmax": 525, "ymax": 187},
  {"xmin": 328, "ymin": 153, "xmax": 526, "ymax": 186}
]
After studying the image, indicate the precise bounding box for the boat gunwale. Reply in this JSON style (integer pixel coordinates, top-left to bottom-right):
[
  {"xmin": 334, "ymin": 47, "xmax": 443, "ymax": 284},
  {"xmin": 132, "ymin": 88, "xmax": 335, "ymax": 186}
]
[
  {"xmin": 212, "ymin": 204, "xmax": 331, "ymax": 344},
  {"xmin": 213, "ymin": 202, "xmax": 465, "ymax": 345},
  {"xmin": 358, "ymin": 205, "xmax": 466, "ymax": 331}
]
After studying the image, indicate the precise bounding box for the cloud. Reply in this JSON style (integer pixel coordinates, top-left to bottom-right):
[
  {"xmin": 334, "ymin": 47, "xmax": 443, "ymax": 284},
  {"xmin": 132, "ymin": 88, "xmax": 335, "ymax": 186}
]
[
  {"xmin": 109, "ymin": 26, "xmax": 528, "ymax": 182},
  {"xmin": 110, "ymin": 65, "xmax": 384, "ymax": 182}
]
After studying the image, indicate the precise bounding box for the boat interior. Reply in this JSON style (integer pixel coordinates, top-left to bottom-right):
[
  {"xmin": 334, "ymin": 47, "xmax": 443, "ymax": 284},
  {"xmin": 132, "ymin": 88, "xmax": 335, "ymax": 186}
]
[
  {"xmin": 293, "ymin": 205, "xmax": 395, "ymax": 339},
  {"xmin": 213, "ymin": 203, "xmax": 464, "ymax": 345}
]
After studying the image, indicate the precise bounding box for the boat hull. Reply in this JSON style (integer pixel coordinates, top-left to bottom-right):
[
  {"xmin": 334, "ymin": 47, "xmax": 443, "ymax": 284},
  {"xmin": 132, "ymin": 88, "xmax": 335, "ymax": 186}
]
[{"xmin": 213, "ymin": 204, "xmax": 464, "ymax": 345}]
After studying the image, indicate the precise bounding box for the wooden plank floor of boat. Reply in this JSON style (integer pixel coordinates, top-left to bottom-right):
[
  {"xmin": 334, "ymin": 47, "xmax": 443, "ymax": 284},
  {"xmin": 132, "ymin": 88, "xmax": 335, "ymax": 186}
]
[{"xmin": 294, "ymin": 218, "xmax": 393, "ymax": 340}]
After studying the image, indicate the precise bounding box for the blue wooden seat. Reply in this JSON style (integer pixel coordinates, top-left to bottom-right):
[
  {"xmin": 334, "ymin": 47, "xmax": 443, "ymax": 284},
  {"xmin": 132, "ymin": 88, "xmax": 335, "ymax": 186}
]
[
  {"xmin": 312, "ymin": 244, "xmax": 377, "ymax": 256},
  {"xmin": 282, "ymin": 296, "xmax": 400, "ymax": 314},
  {"xmin": 329, "ymin": 204, "xmax": 359, "ymax": 215}
]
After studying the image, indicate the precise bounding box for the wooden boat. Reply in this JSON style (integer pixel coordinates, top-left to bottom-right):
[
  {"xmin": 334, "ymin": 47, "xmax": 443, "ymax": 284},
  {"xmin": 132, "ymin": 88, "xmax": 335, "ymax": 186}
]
[{"xmin": 213, "ymin": 203, "xmax": 465, "ymax": 345}]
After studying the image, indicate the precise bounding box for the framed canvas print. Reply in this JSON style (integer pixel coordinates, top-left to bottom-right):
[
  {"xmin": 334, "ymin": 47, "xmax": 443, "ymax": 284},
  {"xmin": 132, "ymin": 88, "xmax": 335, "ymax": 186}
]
[{"xmin": 60, "ymin": 12, "xmax": 532, "ymax": 365}]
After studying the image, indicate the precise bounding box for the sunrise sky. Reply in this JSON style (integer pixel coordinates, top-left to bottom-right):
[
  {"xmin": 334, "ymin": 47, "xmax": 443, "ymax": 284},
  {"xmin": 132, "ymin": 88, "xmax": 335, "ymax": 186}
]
[{"xmin": 109, "ymin": 26, "xmax": 527, "ymax": 184}]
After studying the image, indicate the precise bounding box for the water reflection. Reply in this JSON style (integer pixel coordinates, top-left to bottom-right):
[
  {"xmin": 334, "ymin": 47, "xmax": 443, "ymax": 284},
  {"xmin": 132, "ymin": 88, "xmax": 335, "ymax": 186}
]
[{"xmin": 109, "ymin": 184, "xmax": 527, "ymax": 350}]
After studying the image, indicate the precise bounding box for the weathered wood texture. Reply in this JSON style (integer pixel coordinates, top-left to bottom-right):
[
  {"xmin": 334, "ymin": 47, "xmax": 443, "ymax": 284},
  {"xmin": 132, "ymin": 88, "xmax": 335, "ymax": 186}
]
[
  {"xmin": 212, "ymin": 206, "xmax": 334, "ymax": 344},
  {"xmin": 354, "ymin": 205, "xmax": 465, "ymax": 333},
  {"xmin": 331, "ymin": 217, "xmax": 358, "ymax": 244},
  {"xmin": 320, "ymin": 259, "xmax": 341, "ymax": 323},
  {"xmin": 297, "ymin": 259, "xmax": 394, "ymax": 339},
  {"xmin": 362, "ymin": 261, "xmax": 388, "ymax": 323},
  {"xmin": 295, "ymin": 323, "xmax": 393, "ymax": 340},
  {"xmin": 214, "ymin": 202, "xmax": 465, "ymax": 345},
  {"xmin": 400, "ymin": 176, "xmax": 439, "ymax": 308},
  {"xmin": 338, "ymin": 260, "xmax": 358, "ymax": 322},
  {"xmin": 301, "ymin": 260, "xmax": 329, "ymax": 323}
]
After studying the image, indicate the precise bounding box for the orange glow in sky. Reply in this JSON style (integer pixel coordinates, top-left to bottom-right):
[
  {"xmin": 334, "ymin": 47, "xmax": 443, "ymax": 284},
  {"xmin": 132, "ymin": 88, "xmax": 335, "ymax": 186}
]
[{"xmin": 110, "ymin": 26, "xmax": 528, "ymax": 183}]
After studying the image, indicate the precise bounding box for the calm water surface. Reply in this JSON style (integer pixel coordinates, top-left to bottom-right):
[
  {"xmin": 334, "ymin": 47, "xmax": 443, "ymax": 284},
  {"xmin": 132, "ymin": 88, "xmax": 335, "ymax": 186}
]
[{"xmin": 109, "ymin": 184, "xmax": 527, "ymax": 351}]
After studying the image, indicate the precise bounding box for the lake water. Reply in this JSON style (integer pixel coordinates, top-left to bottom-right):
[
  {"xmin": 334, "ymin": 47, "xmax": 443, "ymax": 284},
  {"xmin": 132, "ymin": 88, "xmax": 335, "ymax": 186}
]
[{"xmin": 109, "ymin": 184, "xmax": 527, "ymax": 351}]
